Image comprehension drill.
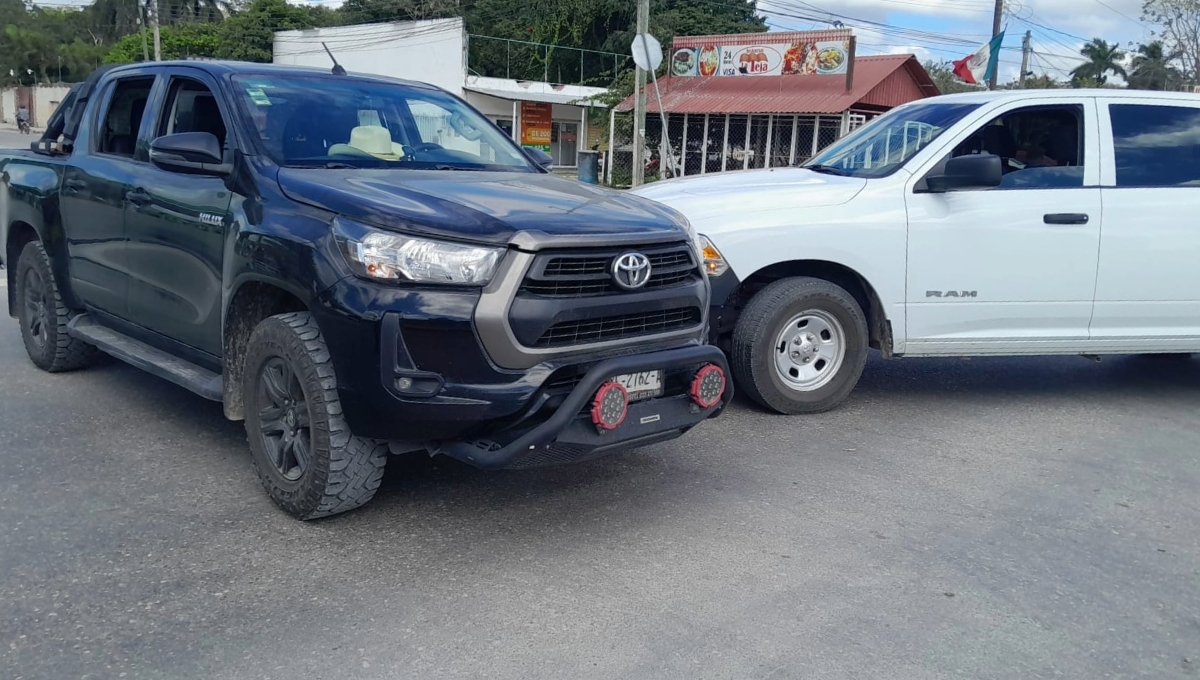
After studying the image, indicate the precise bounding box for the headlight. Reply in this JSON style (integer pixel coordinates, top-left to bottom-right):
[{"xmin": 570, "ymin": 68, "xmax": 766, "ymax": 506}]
[
  {"xmin": 698, "ymin": 235, "xmax": 728, "ymax": 276},
  {"xmin": 334, "ymin": 218, "xmax": 503, "ymax": 285}
]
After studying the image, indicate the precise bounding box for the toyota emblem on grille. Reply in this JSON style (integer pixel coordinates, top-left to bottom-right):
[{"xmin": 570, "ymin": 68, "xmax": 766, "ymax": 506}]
[{"xmin": 611, "ymin": 252, "xmax": 652, "ymax": 290}]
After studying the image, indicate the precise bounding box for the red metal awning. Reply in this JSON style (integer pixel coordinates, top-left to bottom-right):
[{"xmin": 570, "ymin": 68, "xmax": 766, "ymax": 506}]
[{"xmin": 614, "ymin": 55, "xmax": 939, "ymax": 115}]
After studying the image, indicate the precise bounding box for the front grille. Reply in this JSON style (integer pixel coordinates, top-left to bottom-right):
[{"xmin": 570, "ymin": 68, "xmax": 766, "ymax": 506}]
[
  {"xmin": 520, "ymin": 244, "xmax": 700, "ymax": 298},
  {"xmin": 534, "ymin": 308, "xmax": 702, "ymax": 348}
]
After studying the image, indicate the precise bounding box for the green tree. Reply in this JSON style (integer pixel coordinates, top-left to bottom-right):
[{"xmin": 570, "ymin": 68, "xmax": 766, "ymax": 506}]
[
  {"xmin": 1127, "ymin": 40, "xmax": 1182, "ymax": 89},
  {"xmin": 1142, "ymin": 0, "xmax": 1199, "ymax": 85},
  {"xmin": 216, "ymin": 0, "xmax": 316, "ymax": 62},
  {"xmin": 104, "ymin": 23, "xmax": 221, "ymax": 62},
  {"xmin": 1071, "ymin": 38, "xmax": 1126, "ymax": 85}
]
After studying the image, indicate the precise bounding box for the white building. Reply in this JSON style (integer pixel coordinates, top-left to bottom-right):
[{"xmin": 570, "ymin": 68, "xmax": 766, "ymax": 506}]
[{"xmin": 273, "ymin": 18, "xmax": 607, "ymax": 169}]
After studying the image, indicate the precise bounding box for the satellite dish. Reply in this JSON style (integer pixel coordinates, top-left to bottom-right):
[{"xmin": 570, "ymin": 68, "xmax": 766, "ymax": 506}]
[{"xmin": 631, "ymin": 33, "xmax": 663, "ymax": 72}]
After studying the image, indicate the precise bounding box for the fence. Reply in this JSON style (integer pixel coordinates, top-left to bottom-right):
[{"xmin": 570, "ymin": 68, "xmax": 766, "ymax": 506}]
[{"xmin": 604, "ymin": 111, "xmax": 869, "ymax": 187}]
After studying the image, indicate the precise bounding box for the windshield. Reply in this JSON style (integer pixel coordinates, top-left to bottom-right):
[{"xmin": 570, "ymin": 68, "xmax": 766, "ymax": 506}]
[
  {"xmin": 805, "ymin": 102, "xmax": 982, "ymax": 178},
  {"xmin": 231, "ymin": 74, "xmax": 535, "ymax": 172}
]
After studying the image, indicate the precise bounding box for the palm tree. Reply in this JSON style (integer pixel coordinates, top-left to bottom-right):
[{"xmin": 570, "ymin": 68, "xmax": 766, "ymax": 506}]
[
  {"xmin": 1071, "ymin": 38, "xmax": 1126, "ymax": 86},
  {"xmin": 1127, "ymin": 41, "xmax": 1181, "ymax": 91}
]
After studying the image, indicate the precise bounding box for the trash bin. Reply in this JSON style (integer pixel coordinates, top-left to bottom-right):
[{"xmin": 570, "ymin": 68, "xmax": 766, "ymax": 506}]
[{"xmin": 577, "ymin": 150, "xmax": 599, "ymax": 184}]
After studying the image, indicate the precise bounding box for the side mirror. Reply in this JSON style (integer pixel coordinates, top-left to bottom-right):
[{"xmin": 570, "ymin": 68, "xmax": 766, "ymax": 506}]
[
  {"xmin": 925, "ymin": 154, "xmax": 1002, "ymax": 192},
  {"xmin": 150, "ymin": 132, "xmax": 230, "ymax": 176},
  {"xmin": 523, "ymin": 146, "xmax": 553, "ymax": 170}
]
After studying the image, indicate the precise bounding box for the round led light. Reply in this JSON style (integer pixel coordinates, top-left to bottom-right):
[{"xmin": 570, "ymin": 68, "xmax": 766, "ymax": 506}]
[
  {"xmin": 689, "ymin": 364, "xmax": 726, "ymax": 409},
  {"xmin": 591, "ymin": 382, "xmax": 629, "ymax": 431}
]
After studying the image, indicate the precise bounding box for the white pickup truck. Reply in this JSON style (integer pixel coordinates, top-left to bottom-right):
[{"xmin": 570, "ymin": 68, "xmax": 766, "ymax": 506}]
[{"xmin": 635, "ymin": 89, "xmax": 1200, "ymax": 414}]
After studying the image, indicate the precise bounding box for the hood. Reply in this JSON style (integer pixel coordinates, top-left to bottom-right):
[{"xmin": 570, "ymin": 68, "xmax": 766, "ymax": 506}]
[
  {"xmin": 276, "ymin": 168, "xmax": 687, "ymax": 246},
  {"xmin": 631, "ymin": 167, "xmax": 867, "ymax": 222}
]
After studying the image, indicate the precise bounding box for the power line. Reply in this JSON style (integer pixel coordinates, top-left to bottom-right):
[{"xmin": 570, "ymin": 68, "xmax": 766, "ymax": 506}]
[{"xmin": 1089, "ymin": 0, "xmax": 1145, "ymax": 27}]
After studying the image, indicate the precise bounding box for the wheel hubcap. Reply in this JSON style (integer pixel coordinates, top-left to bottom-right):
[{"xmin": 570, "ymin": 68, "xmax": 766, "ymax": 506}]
[
  {"xmin": 257, "ymin": 357, "xmax": 312, "ymax": 482},
  {"xmin": 773, "ymin": 310, "xmax": 846, "ymax": 392},
  {"xmin": 22, "ymin": 268, "xmax": 48, "ymax": 349}
]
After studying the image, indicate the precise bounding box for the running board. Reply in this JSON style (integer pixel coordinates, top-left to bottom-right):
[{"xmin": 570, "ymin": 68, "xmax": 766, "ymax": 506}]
[{"xmin": 67, "ymin": 314, "xmax": 223, "ymax": 402}]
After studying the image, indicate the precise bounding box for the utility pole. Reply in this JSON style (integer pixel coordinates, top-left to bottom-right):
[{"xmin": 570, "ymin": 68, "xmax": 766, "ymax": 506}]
[
  {"xmin": 988, "ymin": 0, "xmax": 1003, "ymax": 89},
  {"xmin": 149, "ymin": 0, "xmax": 162, "ymax": 62},
  {"xmin": 137, "ymin": 0, "xmax": 149, "ymax": 62},
  {"xmin": 631, "ymin": 0, "xmax": 648, "ymax": 187},
  {"xmin": 1019, "ymin": 30, "xmax": 1031, "ymax": 87}
]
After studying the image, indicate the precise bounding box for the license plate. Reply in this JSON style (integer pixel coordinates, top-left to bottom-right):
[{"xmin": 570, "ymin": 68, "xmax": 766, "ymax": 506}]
[{"xmin": 611, "ymin": 370, "xmax": 663, "ymax": 401}]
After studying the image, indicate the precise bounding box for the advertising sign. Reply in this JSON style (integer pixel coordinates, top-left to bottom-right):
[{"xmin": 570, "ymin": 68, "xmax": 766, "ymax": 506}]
[
  {"xmin": 520, "ymin": 101, "xmax": 552, "ymax": 151},
  {"xmin": 671, "ymin": 36, "xmax": 851, "ymax": 77}
]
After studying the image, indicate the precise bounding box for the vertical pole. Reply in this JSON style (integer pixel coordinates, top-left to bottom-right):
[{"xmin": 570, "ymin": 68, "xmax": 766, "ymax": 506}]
[
  {"xmin": 840, "ymin": 110, "xmax": 850, "ymax": 137},
  {"xmin": 1019, "ymin": 30, "xmax": 1032, "ymax": 87},
  {"xmin": 512, "ymin": 99, "xmax": 519, "ymax": 143},
  {"xmin": 742, "ymin": 115, "xmax": 751, "ymax": 170},
  {"xmin": 507, "ymin": 40, "xmax": 511, "ymax": 80},
  {"xmin": 150, "ymin": 0, "xmax": 161, "ymax": 61},
  {"xmin": 988, "ymin": 0, "xmax": 1003, "ymax": 89},
  {"xmin": 138, "ymin": 0, "xmax": 149, "ymax": 62},
  {"xmin": 680, "ymin": 113, "xmax": 689, "ymax": 176},
  {"xmin": 607, "ymin": 107, "xmax": 616, "ymax": 184},
  {"xmin": 764, "ymin": 113, "xmax": 774, "ymax": 169},
  {"xmin": 811, "ymin": 115, "xmax": 820, "ymax": 157},
  {"xmin": 789, "ymin": 114, "xmax": 798, "ymax": 165},
  {"xmin": 721, "ymin": 113, "xmax": 730, "ymax": 172},
  {"xmin": 631, "ymin": 0, "xmax": 649, "ymax": 186},
  {"xmin": 700, "ymin": 113, "xmax": 709, "ymax": 175}
]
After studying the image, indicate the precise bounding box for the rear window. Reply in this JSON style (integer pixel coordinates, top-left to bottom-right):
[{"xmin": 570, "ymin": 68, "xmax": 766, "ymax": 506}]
[{"xmin": 1109, "ymin": 104, "xmax": 1200, "ymax": 187}]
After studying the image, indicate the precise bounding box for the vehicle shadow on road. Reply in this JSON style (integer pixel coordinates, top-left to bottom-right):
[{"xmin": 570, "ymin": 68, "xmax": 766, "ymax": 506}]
[{"xmin": 852, "ymin": 352, "xmax": 1200, "ymax": 400}]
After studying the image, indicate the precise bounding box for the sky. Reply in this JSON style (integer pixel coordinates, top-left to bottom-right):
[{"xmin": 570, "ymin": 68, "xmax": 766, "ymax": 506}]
[{"xmin": 755, "ymin": 0, "xmax": 1156, "ymax": 84}]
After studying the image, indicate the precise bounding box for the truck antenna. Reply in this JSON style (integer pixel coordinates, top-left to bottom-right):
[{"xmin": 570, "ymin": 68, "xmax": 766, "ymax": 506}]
[{"xmin": 322, "ymin": 42, "xmax": 346, "ymax": 76}]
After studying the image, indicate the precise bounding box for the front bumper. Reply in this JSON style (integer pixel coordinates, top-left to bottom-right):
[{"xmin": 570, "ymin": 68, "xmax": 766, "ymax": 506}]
[{"xmin": 436, "ymin": 344, "xmax": 732, "ymax": 469}]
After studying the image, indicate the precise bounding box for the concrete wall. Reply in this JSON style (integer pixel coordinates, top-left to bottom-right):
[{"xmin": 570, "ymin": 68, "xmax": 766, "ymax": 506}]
[
  {"xmin": 1, "ymin": 89, "xmax": 14, "ymax": 124},
  {"xmin": 273, "ymin": 18, "xmax": 467, "ymax": 96},
  {"xmin": 34, "ymin": 85, "xmax": 71, "ymax": 128}
]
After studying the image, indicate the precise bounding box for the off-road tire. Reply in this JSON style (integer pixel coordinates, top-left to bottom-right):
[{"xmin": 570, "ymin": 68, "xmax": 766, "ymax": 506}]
[
  {"xmin": 244, "ymin": 312, "xmax": 387, "ymax": 519},
  {"xmin": 15, "ymin": 240, "xmax": 98, "ymax": 372},
  {"xmin": 732, "ymin": 277, "xmax": 869, "ymax": 414}
]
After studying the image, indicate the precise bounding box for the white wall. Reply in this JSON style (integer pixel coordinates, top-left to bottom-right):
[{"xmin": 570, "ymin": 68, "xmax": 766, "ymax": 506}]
[
  {"xmin": 35, "ymin": 85, "xmax": 71, "ymax": 128},
  {"xmin": 273, "ymin": 18, "xmax": 467, "ymax": 96},
  {"xmin": 1, "ymin": 89, "xmax": 14, "ymax": 124}
]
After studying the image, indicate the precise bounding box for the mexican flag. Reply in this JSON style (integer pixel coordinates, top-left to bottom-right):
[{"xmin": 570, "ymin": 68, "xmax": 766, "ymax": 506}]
[{"xmin": 953, "ymin": 30, "xmax": 1006, "ymax": 85}]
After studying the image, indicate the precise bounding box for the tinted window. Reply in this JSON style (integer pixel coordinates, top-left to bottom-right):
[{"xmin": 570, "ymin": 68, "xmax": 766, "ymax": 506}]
[
  {"xmin": 97, "ymin": 77, "xmax": 154, "ymax": 158},
  {"xmin": 231, "ymin": 74, "xmax": 534, "ymax": 171},
  {"xmin": 952, "ymin": 104, "xmax": 1084, "ymax": 189},
  {"xmin": 158, "ymin": 78, "xmax": 228, "ymax": 151},
  {"xmin": 1110, "ymin": 104, "xmax": 1200, "ymax": 187}
]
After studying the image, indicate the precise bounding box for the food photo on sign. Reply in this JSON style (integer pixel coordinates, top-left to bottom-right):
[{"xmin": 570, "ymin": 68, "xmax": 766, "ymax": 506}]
[
  {"xmin": 671, "ymin": 35, "xmax": 852, "ymax": 77},
  {"xmin": 671, "ymin": 47, "xmax": 698, "ymax": 76}
]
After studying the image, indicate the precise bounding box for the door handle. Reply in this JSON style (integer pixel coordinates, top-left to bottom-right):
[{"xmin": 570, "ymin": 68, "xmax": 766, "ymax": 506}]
[
  {"xmin": 64, "ymin": 178, "xmax": 86, "ymax": 192},
  {"xmin": 125, "ymin": 189, "xmax": 151, "ymax": 206},
  {"xmin": 1044, "ymin": 213, "xmax": 1089, "ymax": 225}
]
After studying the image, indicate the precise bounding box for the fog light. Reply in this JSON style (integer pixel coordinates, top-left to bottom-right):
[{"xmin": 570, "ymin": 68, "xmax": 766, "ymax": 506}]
[
  {"xmin": 590, "ymin": 381, "xmax": 629, "ymax": 431},
  {"xmin": 689, "ymin": 364, "xmax": 726, "ymax": 408}
]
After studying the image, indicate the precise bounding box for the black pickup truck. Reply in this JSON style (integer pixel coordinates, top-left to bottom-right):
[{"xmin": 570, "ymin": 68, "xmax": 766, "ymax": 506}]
[{"xmin": 1, "ymin": 62, "xmax": 731, "ymax": 519}]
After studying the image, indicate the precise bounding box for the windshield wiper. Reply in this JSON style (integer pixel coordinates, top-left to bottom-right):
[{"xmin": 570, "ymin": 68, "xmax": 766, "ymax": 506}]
[{"xmin": 804, "ymin": 164, "xmax": 849, "ymax": 176}]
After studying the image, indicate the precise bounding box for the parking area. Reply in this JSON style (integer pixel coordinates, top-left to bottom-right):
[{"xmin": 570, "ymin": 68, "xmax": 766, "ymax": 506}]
[{"xmin": 2, "ymin": 295, "xmax": 1199, "ymax": 678}]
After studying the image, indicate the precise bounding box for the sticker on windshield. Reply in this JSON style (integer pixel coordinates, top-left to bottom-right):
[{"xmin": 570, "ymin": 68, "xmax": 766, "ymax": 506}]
[{"xmin": 247, "ymin": 88, "xmax": 272, "ymax": 106}]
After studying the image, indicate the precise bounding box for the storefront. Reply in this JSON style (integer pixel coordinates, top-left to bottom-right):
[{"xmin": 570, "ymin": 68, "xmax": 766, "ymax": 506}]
[
  {"xmin": 609, "ymin": 29, "xmax": 939, "ymax": 184},
  {"xmin": 463, "ymin": 76, "xmax": 606, "ymax": 169}
]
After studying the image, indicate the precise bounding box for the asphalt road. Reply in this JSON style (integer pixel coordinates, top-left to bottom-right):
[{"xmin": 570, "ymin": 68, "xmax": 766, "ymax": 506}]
[{"xmin": 1, "ymin": 135, "xmax": 1199, "ymax": 679}]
